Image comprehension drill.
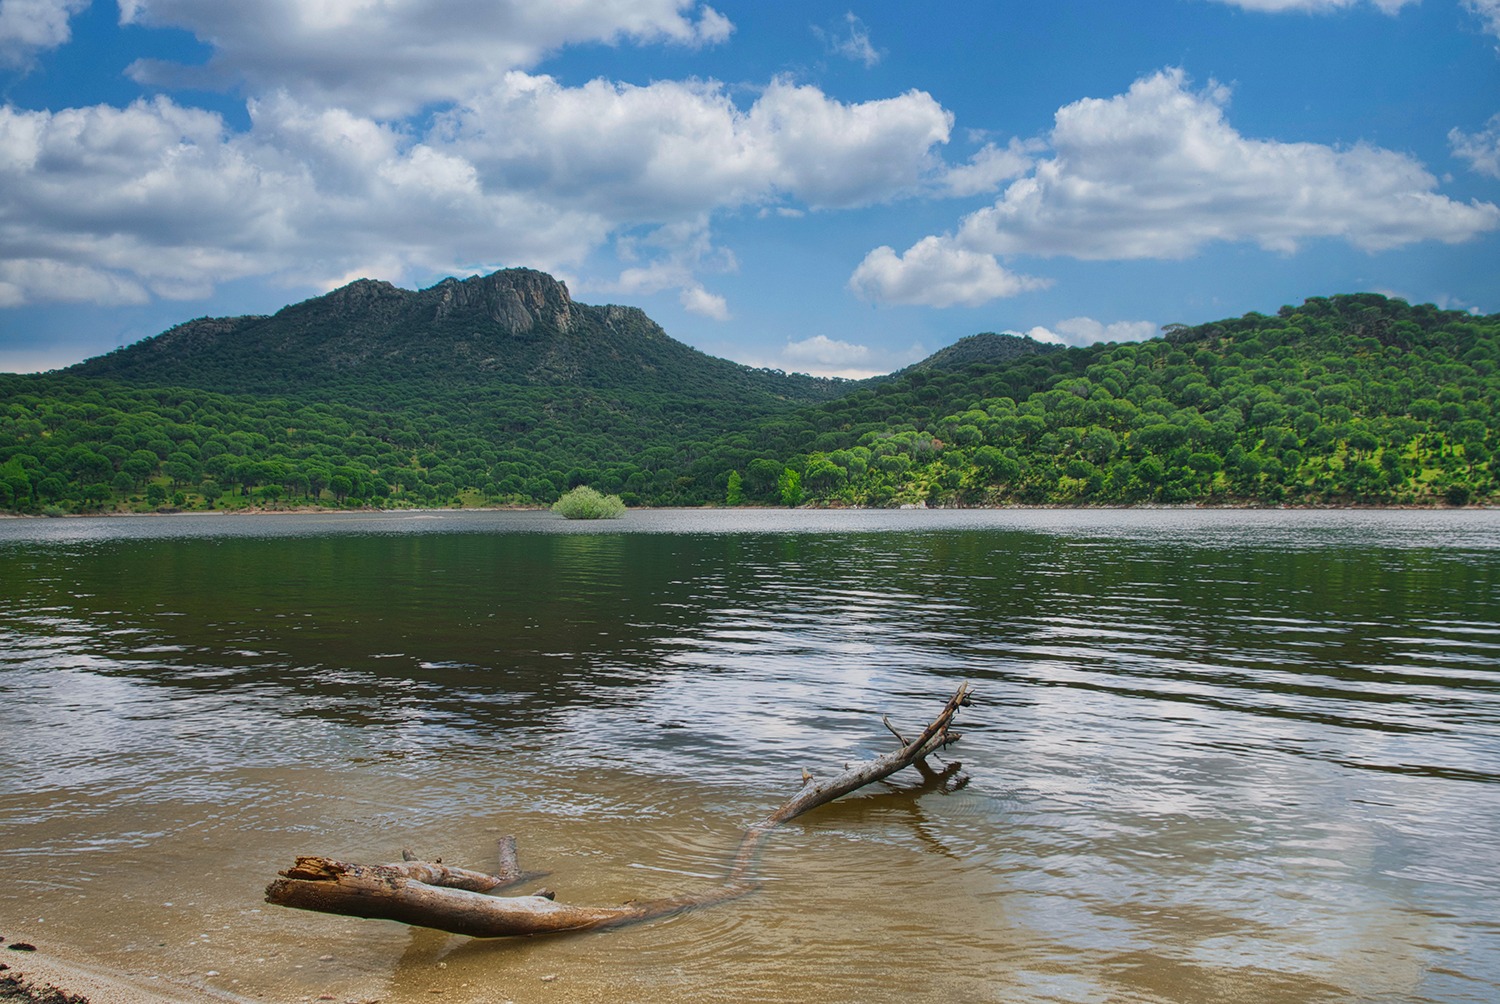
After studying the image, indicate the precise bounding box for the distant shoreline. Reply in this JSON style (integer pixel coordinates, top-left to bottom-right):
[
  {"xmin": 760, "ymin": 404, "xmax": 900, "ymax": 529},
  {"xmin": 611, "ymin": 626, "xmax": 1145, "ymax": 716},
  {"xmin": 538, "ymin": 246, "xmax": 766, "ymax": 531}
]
[{"xmin": 1, "ymin": 500, "xmax": 1489, "ymax": 520}]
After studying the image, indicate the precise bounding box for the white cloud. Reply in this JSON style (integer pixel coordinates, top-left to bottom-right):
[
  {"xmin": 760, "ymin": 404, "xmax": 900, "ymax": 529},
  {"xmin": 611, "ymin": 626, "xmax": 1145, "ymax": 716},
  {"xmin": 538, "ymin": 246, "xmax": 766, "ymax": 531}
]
[
  {"xmin": 439, "ymin": 74, "xmax": 951, "ymax": 217},
  {"xmin": 956, "ymin": 69, "xmax": 1500, "ymax": 260},
  {"xmin": 120, "ymin": 0, "xmax": 735, "ymax": 118},
  {"xmin": 814, "ymin": 12, "xmax": 882, "ymax": 67},
  {"xmin": 1205, "ymin": 0, "xmax": 1414, "ymax": 12},
  {"xmin": 0, "ymin": 71, "xmax": 953, "ymax": 307},
  {"xmin": 601, "ymin": 219, "xmax": 736, "ymax": 311},
  {"xmin": 0, "ymin": 95, "xmax": 610, "ymax": 306},
  {"xmin": 1017, "ymin": 317, "xmax": 1158, "ymax": 348},
  {"xmin": 1451, "ymin": 115, "xmax": 1500, "ymax": 178},
  {"xmin": 783, "ymin": 334, "xmax": 870, "ymax": 366},
  {"xmin": 1468, "ymin": 1, "xmax": 1500, "ymax": 38},
  {"xmin": 940, "ymin": 139, "xmax": 1039, "ymax": 197},
  {"xmin": 0, "ymin": 259, "xmax": 150, "ymax": 307},
  {"xmin": 0, "ymin": 0, "xmax": 86, "ymax": 66},
  {"xmin": 729, "ymin": 334, "xmax": 917, "ymax": 379},
  {"xmin": 848, "ymin": 236, "xmax": 1050, "ymax": 308},
  {"xmin": 1, "ymin": 0, "xmax": 959, "ymax": 313},
  {"xmin": 680, "ymin": 285, "xmax": 730, "ymax": 320}
]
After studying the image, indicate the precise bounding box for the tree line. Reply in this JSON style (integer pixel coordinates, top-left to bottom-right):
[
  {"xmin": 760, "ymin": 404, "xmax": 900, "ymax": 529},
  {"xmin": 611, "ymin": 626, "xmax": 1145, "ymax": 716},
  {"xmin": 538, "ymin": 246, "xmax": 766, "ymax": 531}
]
[{"xmin": 1, "ymin": 294, "xmax": 1494, "ymax": 514}]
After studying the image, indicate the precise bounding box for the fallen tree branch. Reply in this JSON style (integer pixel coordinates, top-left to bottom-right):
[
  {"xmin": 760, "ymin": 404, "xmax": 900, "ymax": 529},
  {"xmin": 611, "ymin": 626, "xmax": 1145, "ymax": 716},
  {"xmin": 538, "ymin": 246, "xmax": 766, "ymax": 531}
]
[{"xmin": 265, "ymin": 682, "xmax": 973, "ymax": 938}]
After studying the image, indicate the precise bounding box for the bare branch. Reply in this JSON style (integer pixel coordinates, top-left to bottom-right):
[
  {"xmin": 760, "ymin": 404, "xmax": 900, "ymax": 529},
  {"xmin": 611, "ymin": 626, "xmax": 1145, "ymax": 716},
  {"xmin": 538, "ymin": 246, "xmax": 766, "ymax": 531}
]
[{"xmin": 265, "ymin": 684, "xmax": 974, "ymax": 938}]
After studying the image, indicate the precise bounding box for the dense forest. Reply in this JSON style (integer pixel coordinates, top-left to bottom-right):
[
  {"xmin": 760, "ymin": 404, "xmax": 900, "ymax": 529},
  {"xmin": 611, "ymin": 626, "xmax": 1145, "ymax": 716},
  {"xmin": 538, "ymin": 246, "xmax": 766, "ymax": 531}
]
[{"xmin": 1, "ymin": 288, "xmax": 1495, "ymax": 515}]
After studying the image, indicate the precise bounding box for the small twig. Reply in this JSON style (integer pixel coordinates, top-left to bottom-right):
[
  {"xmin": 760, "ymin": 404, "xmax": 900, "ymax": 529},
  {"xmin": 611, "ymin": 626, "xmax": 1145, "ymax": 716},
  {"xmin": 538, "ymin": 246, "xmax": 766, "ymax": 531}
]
[{"xmin": 881, "ymin": 715, "xmax": 910, "ymax": 746}]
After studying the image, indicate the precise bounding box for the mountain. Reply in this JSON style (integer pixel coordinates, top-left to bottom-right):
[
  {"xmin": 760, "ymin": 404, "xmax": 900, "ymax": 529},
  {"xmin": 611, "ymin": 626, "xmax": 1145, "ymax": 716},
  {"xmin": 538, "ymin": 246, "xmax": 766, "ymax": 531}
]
[
  {"xmin": 71, "ymin": 267, "xmax": 849, "ymax": 405},
  {"xmin": 2, "ymin": 288, "xmax": 1495, "ymax": 513},
  {"xmin": 899, "ymin": 331, "xmax": 1059, "ymax": 373},
  {"xmin": 7, "ymin": 267, "xmax": 878, "ymax": 513}
]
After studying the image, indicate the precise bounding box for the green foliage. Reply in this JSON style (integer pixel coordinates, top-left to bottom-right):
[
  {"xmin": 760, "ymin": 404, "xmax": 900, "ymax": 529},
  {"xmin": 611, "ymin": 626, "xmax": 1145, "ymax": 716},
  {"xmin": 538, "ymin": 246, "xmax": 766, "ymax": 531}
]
[
  {"xmin": 677, "ymin": 294, "xmax": 1500, "ymax": 510},
  {"xmin": 552, "ymin": 485, "xmax": 626, "ymax": 519},
  {"xmin": 777, "ymin": 467, "xmax": 804, "ymax": 507},
  {"xmin": 0, "ymin": 269, "xmax": 859, "ymax": 514},
  {"xmin": 2, "ymin": 291, "xmax": 1497, "ymax": 514}
]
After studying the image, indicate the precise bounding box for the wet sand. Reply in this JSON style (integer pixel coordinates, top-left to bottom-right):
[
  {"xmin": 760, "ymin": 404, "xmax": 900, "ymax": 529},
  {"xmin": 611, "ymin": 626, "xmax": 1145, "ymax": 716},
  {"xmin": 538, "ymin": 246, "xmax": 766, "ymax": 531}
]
[{"xmin": 1, "ymin": 934, "xmax": 254, "ymax": 1004}]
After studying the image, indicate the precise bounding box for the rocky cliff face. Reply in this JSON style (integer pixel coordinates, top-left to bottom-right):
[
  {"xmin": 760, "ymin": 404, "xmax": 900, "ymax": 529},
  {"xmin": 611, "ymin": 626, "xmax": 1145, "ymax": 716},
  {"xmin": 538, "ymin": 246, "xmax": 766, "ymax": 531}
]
[{"xmin": 428, "ymin": 268, "xmax": 574, "ymax": 334}]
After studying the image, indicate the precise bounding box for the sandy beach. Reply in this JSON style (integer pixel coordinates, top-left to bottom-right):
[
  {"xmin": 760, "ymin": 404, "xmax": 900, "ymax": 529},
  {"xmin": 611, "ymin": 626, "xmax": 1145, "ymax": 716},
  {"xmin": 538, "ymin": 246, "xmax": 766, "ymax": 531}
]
[{"xmin": 2, "ymin": 934, "xmax": 257, "ymax": 1004}]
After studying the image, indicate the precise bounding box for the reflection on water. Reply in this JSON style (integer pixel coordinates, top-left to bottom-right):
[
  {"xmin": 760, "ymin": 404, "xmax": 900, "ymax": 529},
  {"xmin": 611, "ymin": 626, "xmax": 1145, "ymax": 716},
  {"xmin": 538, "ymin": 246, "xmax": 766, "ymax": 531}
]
[{"xmin": 1, "ymin": 509, "xmax": 1499, "ymax": 1003}]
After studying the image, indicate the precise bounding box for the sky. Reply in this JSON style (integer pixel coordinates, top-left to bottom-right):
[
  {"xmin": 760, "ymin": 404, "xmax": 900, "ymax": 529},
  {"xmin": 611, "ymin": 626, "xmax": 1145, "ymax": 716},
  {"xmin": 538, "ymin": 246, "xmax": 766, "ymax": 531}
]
[{"xmin": 0, "ymin": 1, "xmax": 1497, "ymax": 378}]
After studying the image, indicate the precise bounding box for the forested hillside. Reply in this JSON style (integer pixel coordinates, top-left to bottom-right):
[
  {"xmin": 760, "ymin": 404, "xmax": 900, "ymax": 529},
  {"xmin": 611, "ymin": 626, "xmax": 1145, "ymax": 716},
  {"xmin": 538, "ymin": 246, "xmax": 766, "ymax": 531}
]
[
  {"xmin": 70, "ymin": 268, "xmax": 848, "ymax": 406},
  {"xmin": 1, "ymin": 291, "xmax": 1495, "ymax": 514},
  {"xmin": 0, "ymin": 269, "xmax": 853, "ymax": 513},
  {"xmin": 698, "ymin": 294, "xmax": 1499, "ymax": 508}
]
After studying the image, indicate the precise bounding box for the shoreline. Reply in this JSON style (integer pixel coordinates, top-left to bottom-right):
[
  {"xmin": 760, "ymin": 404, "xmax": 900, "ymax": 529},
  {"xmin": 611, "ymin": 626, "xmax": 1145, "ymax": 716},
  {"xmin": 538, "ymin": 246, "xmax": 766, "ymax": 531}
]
[
  {"xmin": 1, "ymin": 936, "xmax": 254, "ymax": 1004},
  {"xmin": 0, "ymin": 500, "xmax": 1490, "ymax": 520}
]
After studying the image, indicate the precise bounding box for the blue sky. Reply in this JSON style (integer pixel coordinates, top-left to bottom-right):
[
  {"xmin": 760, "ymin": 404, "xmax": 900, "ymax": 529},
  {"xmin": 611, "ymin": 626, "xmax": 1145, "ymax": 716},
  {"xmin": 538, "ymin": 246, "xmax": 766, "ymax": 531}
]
[{"xmin": 1, "ymin": 1, "xmax": 1497, "ymax": 376}]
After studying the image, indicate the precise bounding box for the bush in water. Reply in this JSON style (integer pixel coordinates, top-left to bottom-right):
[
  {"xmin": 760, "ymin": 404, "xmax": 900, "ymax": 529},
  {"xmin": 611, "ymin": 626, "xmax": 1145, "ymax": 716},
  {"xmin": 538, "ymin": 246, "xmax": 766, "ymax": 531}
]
[{"xmin": 552, "ymin": 485, "xmax": 626, "ymax": 519}]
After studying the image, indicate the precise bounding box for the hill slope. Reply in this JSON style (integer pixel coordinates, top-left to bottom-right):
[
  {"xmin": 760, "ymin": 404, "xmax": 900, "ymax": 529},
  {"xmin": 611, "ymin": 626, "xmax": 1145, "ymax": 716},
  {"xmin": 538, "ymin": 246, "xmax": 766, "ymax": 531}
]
[
  {"xmin": 1, "ymin": 290, "xmax": 1495, "ymax": 513},
  {"xmin": 71, "ymin": 267, "xmax": 847, "ymax": 405},
  {"xmin": 676, "ymin": 294, "xmax": 1500, "ymax": 508},
  {"xmin": 898, "ymin": 331, "xmax": 1058, "ymax": 374}
]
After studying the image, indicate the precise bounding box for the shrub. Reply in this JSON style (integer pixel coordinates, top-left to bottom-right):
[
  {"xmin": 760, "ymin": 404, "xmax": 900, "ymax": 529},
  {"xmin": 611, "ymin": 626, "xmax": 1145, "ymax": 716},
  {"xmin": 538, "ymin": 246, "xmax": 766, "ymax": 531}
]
[{"xmin": 552, "ymin": 485, "xmax": 626, "ymax": 519}]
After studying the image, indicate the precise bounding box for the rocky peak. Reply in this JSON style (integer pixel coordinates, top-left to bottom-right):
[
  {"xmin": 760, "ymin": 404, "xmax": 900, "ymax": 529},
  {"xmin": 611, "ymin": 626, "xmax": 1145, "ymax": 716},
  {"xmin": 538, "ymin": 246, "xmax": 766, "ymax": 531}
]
[
  {"xmin": 429, "ymin": 268, "xmax": 573, "ymax": 334},
  {"xmin": 319, "ymin": 278, "xmax": 407, "ymax": 311}
]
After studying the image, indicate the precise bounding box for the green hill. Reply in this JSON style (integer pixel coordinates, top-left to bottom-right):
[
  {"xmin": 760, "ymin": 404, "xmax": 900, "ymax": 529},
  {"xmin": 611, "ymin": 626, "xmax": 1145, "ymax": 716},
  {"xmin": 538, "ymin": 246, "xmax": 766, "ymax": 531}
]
[
  {"xmin": 897, "ymin": 331, "xmax": 1059, "ymax": 374},
  {"xmin": 686, "ymin": 294, "xmax": 1500, "ymax": 508},
  {"xmin": 1, "ymin": 268, "xmax": 858, "ymax": 513},
  {"xmin": 72, "ymin": 268, "xmax": 848, "ymax": 404},
  {"xmin": 1, "ymin": 284, "xmax": 1496, "ymax": 514}
]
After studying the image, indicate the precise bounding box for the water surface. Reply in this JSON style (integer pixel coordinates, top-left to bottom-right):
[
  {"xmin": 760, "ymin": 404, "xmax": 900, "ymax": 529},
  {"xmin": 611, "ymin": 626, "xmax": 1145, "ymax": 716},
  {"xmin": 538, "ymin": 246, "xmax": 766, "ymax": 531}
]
[{"xmin": 2, "ymin": 509, "xmax": 1498, "ymax": 1002}]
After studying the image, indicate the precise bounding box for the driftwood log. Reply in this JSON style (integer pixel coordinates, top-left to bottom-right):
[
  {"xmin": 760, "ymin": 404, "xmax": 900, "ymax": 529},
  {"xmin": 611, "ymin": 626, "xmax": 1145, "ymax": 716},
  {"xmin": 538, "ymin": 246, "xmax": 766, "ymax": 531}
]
[{"xmin": 265, "ymin": 683, "xmax": 973, "ymax": 938}]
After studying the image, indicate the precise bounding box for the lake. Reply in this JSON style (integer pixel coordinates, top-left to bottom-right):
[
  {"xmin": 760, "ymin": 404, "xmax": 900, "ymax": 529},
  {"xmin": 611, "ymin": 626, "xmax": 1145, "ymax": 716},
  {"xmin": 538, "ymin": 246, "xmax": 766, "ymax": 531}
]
[{"xmin": 2, "ymin": 508, "xmax": 1498, "ymax": 1003}]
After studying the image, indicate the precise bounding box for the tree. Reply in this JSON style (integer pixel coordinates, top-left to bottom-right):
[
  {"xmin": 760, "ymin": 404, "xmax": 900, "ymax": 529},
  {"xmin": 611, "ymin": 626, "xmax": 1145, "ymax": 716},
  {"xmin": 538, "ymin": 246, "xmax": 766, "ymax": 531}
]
[
  {"xmin": 777, "ymin": 467, "xmax": 803, "ymax": 507},
  {"xmin": 803, "ymin": 456, "xmax": 846, "ymax": 495},
  {"xmin": 973, "ymin": 446, "xmax": 1020, "ymax": 485},
  {"xmin": 745, "ymin": 458, "xmax": 783, "ymax": 498},
  {"xmin": 725, "ymin": 470, "xmax": 744, "ymax": 505}
]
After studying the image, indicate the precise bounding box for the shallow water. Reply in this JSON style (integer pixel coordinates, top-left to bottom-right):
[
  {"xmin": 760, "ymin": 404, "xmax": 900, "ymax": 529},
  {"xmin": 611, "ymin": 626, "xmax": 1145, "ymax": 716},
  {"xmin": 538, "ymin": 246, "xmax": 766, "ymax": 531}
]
[{"xmin": 1, "ymin": 508, "xmax": 1498, "ymax": 1002}]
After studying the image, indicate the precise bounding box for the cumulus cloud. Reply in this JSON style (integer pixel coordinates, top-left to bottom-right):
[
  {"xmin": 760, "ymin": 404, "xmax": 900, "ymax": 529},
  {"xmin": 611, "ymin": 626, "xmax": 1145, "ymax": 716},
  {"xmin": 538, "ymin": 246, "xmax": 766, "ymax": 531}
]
[
  {"xmin": 956, "ymin": 69, "xmax": 1500, "ymax": 260},
  {"xmin": 0, "ymin": 71, "xmax": 953, "ymax": 307},
  {"xmin": 0, "ymin": 0, "xmax": 87, "ymax": 66},
  {"xmin": 849, "ymin": 69, "xmax": 1496, "ymax": 310},
  {"xmin": 783, "ymin": 334, "xmax": 870, "ymax": 366},
  {"xmin": 1017, "ymin": 317, "xmax": 1158, "ymax": 348},
  {"xmin": 679, "ymin": 285, "xmax": 730, "ymax": 320},
  {"xmin": 0, "ymin": 259, "xmax": 150, "ymax": 307},
  {"xmin": 848, "ymin": 236, "xmax": 1050, "ymax": 307},
  {"xmin": 0, "ymin": 0, "xmax": 958, "ymax": 313},
  {"xmin": 733, "ymin": 333, "xmax": 915, "ymax": 378},
  {"xmin": 814, "ymin": 12, "xmax": 882, "ymax": 67},
  {"xmin": 0, "ymin": 95, "xmax": 611, "ymax": 305},
  {"xmin": 940, "ymin": 139, "xmax": 1039, "ymax": 197},
  {"xmin": 439, "ymin": 73, "xmax": 951, "ymax": 216},
  {"xmin": 120, "ymin": 0, "xmax": 734, "ymax": 118},
  {"xmin": 1204, "ymin": 0, "xmax": 1414, "ymax": 12},
  {"xmin": 1451, "ymin": 115, "xmax": 1500, "ymax": 178}
]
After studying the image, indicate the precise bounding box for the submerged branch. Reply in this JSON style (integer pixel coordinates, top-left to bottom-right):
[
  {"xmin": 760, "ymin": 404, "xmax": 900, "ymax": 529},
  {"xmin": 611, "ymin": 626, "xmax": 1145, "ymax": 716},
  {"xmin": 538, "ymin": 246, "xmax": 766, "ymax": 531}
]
[{"xmin": 265, "ymin": 683, "xmax": 974, "ymax": 938}]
